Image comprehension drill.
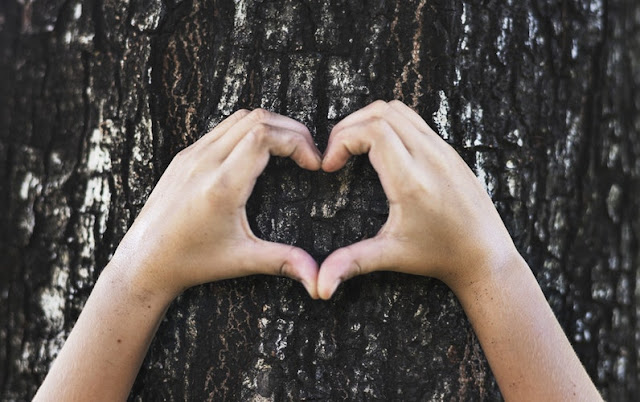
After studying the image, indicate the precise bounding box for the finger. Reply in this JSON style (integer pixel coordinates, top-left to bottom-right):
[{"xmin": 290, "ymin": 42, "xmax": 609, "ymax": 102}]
[
  {"xmin": 330, "ymin": 100, "xmax": 434, "ymax": 154},
  {"xmin": 317, "ymin": 237, "xmax": 399, "ymax": 300},
  {"xmin": 323, "ymin": 117, "xmax": 412, "ymax": 171},
  {"xmin": 331, "ymin": 100, "xmax": 391, "ymax": 133},
  {"xmin": 219, "ymin": 124, "xmax": 321, "ymax": 205},
  {"xmin": 198, "ymin": 109, "xmax": 252, "ymax": 144},
  {"xmin": 245, "ymin": 240, "xmax": 320, "ymax": 299},
  {"xmin": 386, "ymin": 100, "xmax": 438, "ymax": 136},
  {"xmin": 322, "ymin": 118, "xmax": 413, "ymax": 201},
  {"xmin": 211, "ymin": 108, "xmax": 320, "ymax": 162},
  {"xmin": 223, "ymin": 121, "xmax": 322, "ymax": 178}
]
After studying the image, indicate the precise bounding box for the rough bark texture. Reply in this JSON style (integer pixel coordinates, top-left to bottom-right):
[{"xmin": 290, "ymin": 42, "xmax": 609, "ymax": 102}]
[{"xmin": 1, "ymin": 0, "xmax": 639, "ymax": 400}]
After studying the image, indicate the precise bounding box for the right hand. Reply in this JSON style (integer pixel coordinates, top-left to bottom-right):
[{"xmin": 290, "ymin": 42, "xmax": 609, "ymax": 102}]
[{"xmin": 317, "ymin": 100, "xmax": 520, "ymax": 299}]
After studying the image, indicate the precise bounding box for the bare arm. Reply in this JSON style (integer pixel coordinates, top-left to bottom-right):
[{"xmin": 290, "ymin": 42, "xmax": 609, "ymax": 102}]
[
  {"xmin": 317, "ymin": 100, "xmax": 601, "ymax": 401},
  {"xmin": 34, "ymin": 109, "xmax": 322, "ymax": 401},
  {"xmin": 456, "ymin": 253, "xmax": 595, "ymax": 400}
]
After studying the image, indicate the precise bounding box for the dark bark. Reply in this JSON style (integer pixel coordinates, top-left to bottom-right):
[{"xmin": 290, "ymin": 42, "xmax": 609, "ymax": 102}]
[{"xmin": 1, "ymin": 0, "xmax": 639, "ymax": 400}]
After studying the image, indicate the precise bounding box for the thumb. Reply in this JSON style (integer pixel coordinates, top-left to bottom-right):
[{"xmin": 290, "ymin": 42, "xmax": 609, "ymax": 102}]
[
  {"xmin": 317, "ymin": 237, "xmax": 396, "ymax": 300},
  {"xmin": 247, "ymin": 240, "xmax": 319, "ymax": 299}
]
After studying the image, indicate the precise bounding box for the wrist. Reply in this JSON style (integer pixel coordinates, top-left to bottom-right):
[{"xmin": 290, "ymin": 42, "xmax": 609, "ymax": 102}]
[
  {"xmin": 446, "ymin": 245, "xmax": 526, "ymax": 301},
  {"xmin": 103, "ymin": 250, "xmax": 180, "ymax": 309}
]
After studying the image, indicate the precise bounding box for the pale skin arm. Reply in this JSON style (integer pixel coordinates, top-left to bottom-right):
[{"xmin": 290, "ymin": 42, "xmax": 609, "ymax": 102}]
[
  {"xmin": 34, "ymin": 109, "xmax": 323, "ymax": 401},
  {"xmin": 35, "ymin": 100, "xmax": 601, "ymax": 401},
  {"xmin": 317, "ymin": 100, "xmax": 602, "ymax": 401}
]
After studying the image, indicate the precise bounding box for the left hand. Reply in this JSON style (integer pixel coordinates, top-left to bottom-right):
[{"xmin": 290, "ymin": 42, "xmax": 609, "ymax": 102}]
[{"xmin": 109, "ymin": 108, "xmax": 323, "ymax": 301}]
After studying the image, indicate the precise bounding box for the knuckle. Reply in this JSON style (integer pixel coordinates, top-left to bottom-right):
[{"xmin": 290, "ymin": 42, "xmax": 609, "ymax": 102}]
[
  {"xmin": 278, "ymin": 246, "xmax": 297, "ymax": 277},
  {"xmin": 341, "ymin": 246, "xmax": 363, "ymax": 280},
  {"xmin": 248, "ymin": 108, "xmax": 271, "ymax": 122},
  {"xmin": 247, "ymin": 123, "xmax": 270, "ymax": 144},
  {"xmin": 278, "ymin": 261, "xmax": 288, "ymax": 277},
  {"xmin": 371, "ymin": 99, "xmax": 388, "ymax": 111},
  {"xmin": 231, "ymin": 109, "xmax": 252, "ymax": 121},
  {"xmin": 388, "ymin": 99, "xmax": 405, "ymax": 108},
  {"xmin": 370, "ymin": 117, "xmax": 391, "ymax": 140},
  {"xmin": 430, "ymin": 141, "xmax": 456, "ymax": 165},
  {"xmin": 371, "ymin": 100, "xmax": 393, "ymax": 121},
  {"xmin": 290, "ymin": 132, "xmax": 305, "ymax": 147},
  {"xmin": 332, "ymin": 127, "xmax": 352, "ymax": 149}
]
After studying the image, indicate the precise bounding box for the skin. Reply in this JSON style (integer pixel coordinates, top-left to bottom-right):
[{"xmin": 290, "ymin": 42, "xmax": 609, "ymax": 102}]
[
  {"xmin": 34, "ymin": 109, "xmax": 323, "ymax": 401},
  {"xmin": 318, "ymin": 100, "xmax": 602, "ymax": 401},
  {"xmin": 35, "ymin": 101, "xmax": 601, "ymax": 401}
]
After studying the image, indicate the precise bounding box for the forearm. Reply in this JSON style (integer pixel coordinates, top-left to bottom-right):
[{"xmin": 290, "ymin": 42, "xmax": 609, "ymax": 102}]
[
  {"xmin": 453, "ymin": 253, "xmax": 601, "ymax": 401},
  {"xmin": 34, "ymin": 261, "xmax": 173, "ymax": 401},
  {"xmin": 35, "ymin": 109, "xmax": 322, "ymax": 400}
]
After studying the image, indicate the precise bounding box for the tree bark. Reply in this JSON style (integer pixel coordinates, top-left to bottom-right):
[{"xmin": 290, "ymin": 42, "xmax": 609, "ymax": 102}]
[{"xmin": 1, "ymin": 0, "xmax": 639, "ymax": 400}]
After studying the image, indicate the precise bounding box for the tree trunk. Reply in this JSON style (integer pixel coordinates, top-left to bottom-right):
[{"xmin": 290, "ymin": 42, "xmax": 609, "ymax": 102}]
[{"xmin": 1, "ymin": 0, "xmax": 639, "ymax": 400}]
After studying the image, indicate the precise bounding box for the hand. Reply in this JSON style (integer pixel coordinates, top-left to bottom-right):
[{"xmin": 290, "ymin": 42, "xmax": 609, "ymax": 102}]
[
  {"xmin": 317, "ymin": 100, "xmax": 519, "ymax": 299},
  {"xmin": 110, "ymin": 109, "xmax": 323, "ymax": 300}
]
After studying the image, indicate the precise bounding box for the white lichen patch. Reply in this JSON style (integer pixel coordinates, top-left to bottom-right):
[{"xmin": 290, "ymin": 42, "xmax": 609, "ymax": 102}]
[
  {"xmin": 79, "ymin": 116, "xmax": 114, "ymax": 259},
  {"xmin": 73, "ymin": 3, "xmax": 82, "ymax": 20},
  {"xmin": 78, "ymin": 33, "xmax": 95, "ymax": 45},
  {"xmin": 310, "ymin": 168, "xmax": 352, "ymax": 218},
  {"xmin": 433, "ymin": 90, "xmax": 450, "ymax": 139},
  {"xmin": 62, "ymin": 7, "xmax": 95, "ymax": 48},
  {"xmin": 286, "ymin": 54, "xmax": 320, "ymax": 123},
  {"xmin": 264, "ymin": 206, "xmax": 300, "ymax": 243},
  {"xmin": 87, "ymin": 126, "xmax": 112, "ymax": 173},
  {"xmin": 553, "ymin": 110, "xmax": 581, "ymax": 174},
  {"xmin": 474, "ymin": 151, "xmax": 495, "ymax": 196},
  {"xmin": 325, "ymin": 57, "xmax": 367, "ymax": 120},
  {"xmin": 472, "ymin": 104, "xmax": 484, "ymax": 125},
  {"xmin": 40, "ymin": 330, "xmax": 68, "ymax": 362},
  {"xmin": 525, "ymin": 10, "xmax": 544, "ymax": 48},
  {"xmin": 606, "ymin": 184, "xmax": 622, "ymax": 222},
  {"xmin": 233, "ymin": 0, "xmax": 248, "ymax": 29},
  {"xmin": 217, "ymin": 52, "xmax": 248, "ymax": 116},
  {"xmin": 78, "ymin": 214, "xmax": 96, "ymax": 260},
  {"xmin": 496, "ymin": 16, "xmax": 512, "ymax": 62},
  {"xmin": 19, "ymin": 171, "xmax": 41, "ymax": 200},
  {"xmin": 18, "ymin": 342, "xmax": 34, "ymax": 373},
  {"xmin": 507, "ymin": 175, "xmax": 518, "ymax": 198},
  {"xmin": 33, "ymin": 247, "xmax": 72, "ymax": 363},
  {"xmin": 132, "ymin": 115, "xmax": 153, "ymax": 163},
  {"xmin": 130, "ymin": 0, "xmax": 163, "ymax": 31},
  {"xmin": 327, "ymin": 58, "xmax": 364, "ymax": 93},
  {"xmin": 274, "ymin": 319, "xmax": 294, "ymax": 361},
  {"xmin": 40, "ymin": 286, "xmax": 65, "ymax": 332},
  {"xmin": 461, "ymin": 100, "xmax": 486, "ymax": 147},
  {"xmin": 83, "ymin": 176, "xmax": 110, "ymax": 210},
  {"xmin": 460, "ymin": 3, "xmax": 471, "ymax": 51},
  {"xmin": 506, "ymin": 128, "xmax": 524, "ymax": 146},
  {"xmin": 315, "ymin": 329, "xmax": 335, "ymax": 359}
]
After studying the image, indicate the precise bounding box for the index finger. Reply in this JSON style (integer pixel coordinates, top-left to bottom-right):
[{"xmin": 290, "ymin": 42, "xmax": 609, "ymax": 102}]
[
  {"xmin": 219, "ymin": 123, "xmax": 322, "ymax": 203},
  {"xmin": 322, "ymin": 117, "xmax": 414, "ymax": 203},
  {"xmin": 199, "ymin": 109, "xmax": 251, "ymax": 144}
]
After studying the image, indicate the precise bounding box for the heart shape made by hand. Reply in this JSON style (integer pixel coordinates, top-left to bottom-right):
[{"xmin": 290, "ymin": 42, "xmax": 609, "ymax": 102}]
[
  {"xmin": 235, "ymin": 100, "xmax": 516, "ymax": 301},
  {"xmin": 113, "ymin": 100, "xmax": 514, "ymax": 303}
]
